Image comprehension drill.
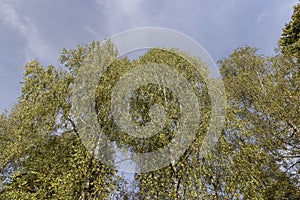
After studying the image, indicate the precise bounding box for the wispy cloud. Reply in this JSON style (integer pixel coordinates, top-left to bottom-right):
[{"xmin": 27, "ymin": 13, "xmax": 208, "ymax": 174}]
[
  {"xmin": 95, "ymin": 0, "xmax": 143, "ymax": 34},
  {"xmin": 256, "ymin": 13, "xmax": 265, "ymax": 23},
  {"xmin": 0, "ymin": 0, "xmax": 50, "ymax": 63}
]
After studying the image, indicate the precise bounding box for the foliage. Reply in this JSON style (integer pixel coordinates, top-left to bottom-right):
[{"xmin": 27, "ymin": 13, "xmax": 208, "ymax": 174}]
[
  {"xmin": 218, "ymin": 46, "xmax": 300, "ymax": 199},
  {"xmin": 0, "ymin": 42, "xmax": 124, "ymax": 199},
  {"xmin": 279, "ymin": 3, "xmax": 300, "ymax": 59},
  {"xmin": 128, "ymin": 47, "xmax": 300, "ymax": 200}
]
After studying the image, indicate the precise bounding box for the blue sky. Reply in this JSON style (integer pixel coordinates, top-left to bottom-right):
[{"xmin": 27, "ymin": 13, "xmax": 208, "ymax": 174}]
[{"xmin": 0, "ymin": 0, "xmax": 298, "ymax": 111}]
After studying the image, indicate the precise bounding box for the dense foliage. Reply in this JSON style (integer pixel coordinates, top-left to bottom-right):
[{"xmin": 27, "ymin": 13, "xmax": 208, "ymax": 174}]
[{"xmin": 279, "ymin": 3, "xmax": 300, "ymax": 59}]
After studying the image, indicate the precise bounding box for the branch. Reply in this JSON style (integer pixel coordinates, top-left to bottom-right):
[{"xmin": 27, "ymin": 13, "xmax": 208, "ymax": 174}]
[{"xmin": 286, "ymin": 119, "xmax": 300, "ymax": 138}]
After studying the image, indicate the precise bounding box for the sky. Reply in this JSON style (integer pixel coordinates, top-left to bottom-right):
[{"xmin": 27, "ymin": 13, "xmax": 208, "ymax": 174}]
[{"xmin": 0, "ymin": 0, "xmax": 298, "ymax": 112}]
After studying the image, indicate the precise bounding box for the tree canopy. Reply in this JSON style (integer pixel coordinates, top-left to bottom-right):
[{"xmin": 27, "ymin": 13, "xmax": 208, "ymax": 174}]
[{"xmin": 279, "ymin": 3, "xmax": 300, "ymax": 59}]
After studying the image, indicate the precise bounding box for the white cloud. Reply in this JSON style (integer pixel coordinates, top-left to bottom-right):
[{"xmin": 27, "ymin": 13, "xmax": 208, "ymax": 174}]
[
  {"xmin": 256, "ymin": 13, "xmax": 265, "ymax": 23},
  {"xmin": 0, "ymin": 0, "xmax": 50, "ymax": 63},
  {"xmin": 95, "ymin": 0, "xmax": 143, "ymax": 34},
  {"xmin": 84, "ymin": 27, "xmax": 99, "ymax": 37},
  {"xmin": 0, "ymin": 0, "xmax": 26, "ymax": 34},
  {"xmin": 117, "ymin": 0, "xmax": 142, "ymax": 16}
]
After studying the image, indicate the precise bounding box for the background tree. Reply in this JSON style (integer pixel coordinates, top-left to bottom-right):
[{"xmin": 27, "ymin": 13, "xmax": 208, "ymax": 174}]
[{"xmin": 279, "ymin": 3, "xmax": 300, "ymax": 59}]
